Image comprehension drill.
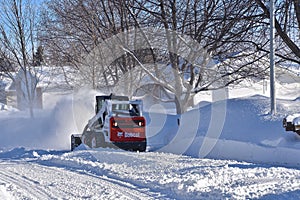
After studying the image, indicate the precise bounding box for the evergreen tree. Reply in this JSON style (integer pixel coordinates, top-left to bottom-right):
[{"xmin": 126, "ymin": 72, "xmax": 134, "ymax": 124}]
[{"xmin": 33, "ymin": 46, "xmax": 44, "ymax": 66}]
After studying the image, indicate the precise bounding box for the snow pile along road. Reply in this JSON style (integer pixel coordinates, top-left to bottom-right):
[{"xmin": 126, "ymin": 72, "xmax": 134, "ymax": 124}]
[
  {"xmin": 147, "ymin": 94, "xmax": 300, "ymax": 167},
  {"xmin": 0, "ymin": 148, "xmax": 300, "ymax": 199}
]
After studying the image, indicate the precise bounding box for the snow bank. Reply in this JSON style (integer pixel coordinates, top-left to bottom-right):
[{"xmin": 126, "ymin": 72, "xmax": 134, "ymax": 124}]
[{"xmin": 147, "ymin": 95, "xmax": 300, "ymax": 167}]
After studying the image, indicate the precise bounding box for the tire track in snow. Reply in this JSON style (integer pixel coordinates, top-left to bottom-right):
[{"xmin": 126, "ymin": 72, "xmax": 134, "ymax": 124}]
[
  {"xmin": 35, "ymin": 162, "xmax": 159, "ymax": 199},
  {"xmin": 74, "ymin": 168, "xmax": 162, "ymax": 200},
  {"xmin": 0, "ymin": 170, "xmax": 53, "ymax": 199},
  {"xmin": 0, "ymin": 161, "xmax": 156, "ymax": 199}
]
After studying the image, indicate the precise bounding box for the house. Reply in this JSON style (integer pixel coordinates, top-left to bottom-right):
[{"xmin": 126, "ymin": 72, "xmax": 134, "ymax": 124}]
[{"xmin": 5, "ymin": 69, "xmax": 43, "ymax": 110}]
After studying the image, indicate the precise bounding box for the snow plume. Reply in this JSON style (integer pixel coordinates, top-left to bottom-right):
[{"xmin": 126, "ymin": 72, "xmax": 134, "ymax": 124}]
[
  {"xmin": 0, "ymin": 88, "xmax": 97, "ymax": 150},
  {"xmin": 43, "ymin": 88, "xmax": 98, "ymax": 149}
]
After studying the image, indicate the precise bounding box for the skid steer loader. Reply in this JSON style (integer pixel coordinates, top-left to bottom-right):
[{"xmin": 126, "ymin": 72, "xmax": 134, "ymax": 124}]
[{"xmin": 71, "ymin": 94, "xmax": 146, "ymax": 151}]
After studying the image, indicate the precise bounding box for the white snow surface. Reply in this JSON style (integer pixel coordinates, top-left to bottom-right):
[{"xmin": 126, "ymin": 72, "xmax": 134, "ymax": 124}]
[
  {"xmin": 0, "ymin": 147, "xmax": 300, "ymax": 199},
  {"xmin": 0, "ymin": 75, "xmax": 300, "ymax": 198}
]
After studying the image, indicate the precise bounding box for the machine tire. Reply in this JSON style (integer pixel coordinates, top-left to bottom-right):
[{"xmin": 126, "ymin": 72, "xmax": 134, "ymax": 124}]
[
  {"xmin": 84, "ymin": 131, "xmax": 94, "ymax": 148},
  {"xmin": 96, "ymin": 133, "xmax": 106, "ymax": 148},
  {"xmin": 90, "ymin": 132, "xmax": 106, "ymax": 148},
  {"xmin": 137, "ymin": 141, "xmax": 147, "ymax": 152}
]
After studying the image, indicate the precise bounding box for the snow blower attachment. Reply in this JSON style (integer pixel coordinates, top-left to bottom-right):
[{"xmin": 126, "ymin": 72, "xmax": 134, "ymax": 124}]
[
  {"xmin": 71, "ymin": 94, "xmax": 147, "ymax": 151},
  {"xmin": 283, "ymin": 114, "xmax": 300, "ymax": 135}
]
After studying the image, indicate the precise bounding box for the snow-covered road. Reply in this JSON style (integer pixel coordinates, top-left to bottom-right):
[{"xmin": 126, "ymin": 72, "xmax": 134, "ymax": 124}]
[
  {"xmin": 0, "ymin": 161, "xmax": 154, "ymax": 199},
  {"xmin": 0, "ymin": 148, "xmax": 300, "ymax": 199}
]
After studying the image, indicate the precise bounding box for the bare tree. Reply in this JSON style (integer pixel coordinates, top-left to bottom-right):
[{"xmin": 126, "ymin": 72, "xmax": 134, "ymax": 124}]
[
  {"xmin": 40, "ymin": 0, "xmax": 272, "ymax": 114},
  {"xmin": 40, "ymin": 0, "xmax": 144, "ymax": 90},
  {"xmin": 254, "ymin": 0, "xmax": 300, "ymax": 65},
  {"xmin": 121, "ymin": 0, "xmax": 268, "ymax": 113},
  {"xmin": 0, "ymin": 0, "xmax": 41, "ymax": 117}
]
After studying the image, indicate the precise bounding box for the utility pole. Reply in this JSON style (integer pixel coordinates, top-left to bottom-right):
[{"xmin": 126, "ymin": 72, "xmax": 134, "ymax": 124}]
[{"xmin": 270, "ymin": 0, "xmax": 276, "ymax": 114}]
